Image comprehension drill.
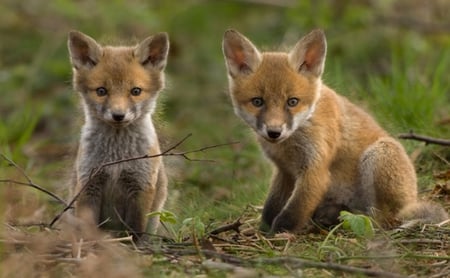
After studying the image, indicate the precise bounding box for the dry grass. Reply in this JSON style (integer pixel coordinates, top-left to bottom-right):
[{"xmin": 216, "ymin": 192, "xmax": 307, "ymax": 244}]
[
  {"xmin": 1, "ymin": 152, "xmax": 449, "ymax": 277},
  {"xmin": 1, "ymin": 197, "xmax": 448, "ymax": 277},
  {"xmin": 0, "ymin": 146, "xmax": 449, "ymax": 278}
]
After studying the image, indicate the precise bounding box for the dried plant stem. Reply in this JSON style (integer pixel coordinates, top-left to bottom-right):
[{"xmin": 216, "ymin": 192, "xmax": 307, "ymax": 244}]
[
  {"xmin": 338, "ymin": 254, "xmax": 450, "ymax": 261},
  {"xmin": 48, "ymin": 134, "xmax": 237, "ymax": 228},
  {"xmin": 254, "ymin": 256, "xmax": 408, "ymax": 278},
  {"xmin": 0, "ymin": 154, "xmax": 68, "ymax": 206},
  {"xmin": 209, "ymin": 217, "xmax": 242, "ymax": 235},
  {"xmin": 156, "ymin": 248, "xmax": 408, "ymax": 278}
]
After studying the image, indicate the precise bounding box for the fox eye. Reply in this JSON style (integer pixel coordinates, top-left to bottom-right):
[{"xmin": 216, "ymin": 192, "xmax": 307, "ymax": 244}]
[
  {"xmin": 130, "ymin": 87, "xmax": 142, "ymax": 96},
  {"xmin": 287, "ymin": 97, "xmax": 299, "ymax": 107},
  {"xmin": 251, "ymin": 97, "xmax": 264, "ymax": 107},
  {"xmin": 96, "ymin": 87, "xmax": 107, "ymax": 97}
]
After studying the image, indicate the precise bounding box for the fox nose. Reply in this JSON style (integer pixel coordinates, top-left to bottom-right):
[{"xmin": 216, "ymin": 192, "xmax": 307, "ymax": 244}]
[
  {"xmin": 267, "ymin": 129, "xmax": 282, "ymax": 139},
  {"xmin": 112, "ymin": 113, "xmax": 125, "ymax": 122}
]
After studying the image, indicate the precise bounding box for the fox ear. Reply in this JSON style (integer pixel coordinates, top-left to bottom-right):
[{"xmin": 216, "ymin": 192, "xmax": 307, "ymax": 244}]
[
  {"xmin": 222, "ymin": 29, "xmax": 261, "ymax": 77},
  {"xmin": 288, "ymin": 29, "xmax": 327, "ymax": 78},
  {"xmin": 68, "ymin": 31, "xmax": 102, "ymax": 70},
  {"xmin": 134, "ymin": 33, "xmax": 169, "ymax": 71}
]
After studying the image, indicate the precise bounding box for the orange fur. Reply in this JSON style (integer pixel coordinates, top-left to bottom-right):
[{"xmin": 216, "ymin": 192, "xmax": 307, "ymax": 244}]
[
  {"xmin": 68, "ymin": 31, "xmax": 169, "ymax": 238},
  {"xmin": 223, "ymin": 29, "xmax": 448, "ymax": 233}
]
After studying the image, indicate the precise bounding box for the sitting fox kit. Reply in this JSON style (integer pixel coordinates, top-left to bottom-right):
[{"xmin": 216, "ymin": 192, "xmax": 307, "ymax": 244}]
[
  {"xmin": 68, "ymin": 31, "xmax": 169, "ymax": 236},
  {"xmin": 223, "ymin": 29, "xmax": 448, "ymax": 233}
]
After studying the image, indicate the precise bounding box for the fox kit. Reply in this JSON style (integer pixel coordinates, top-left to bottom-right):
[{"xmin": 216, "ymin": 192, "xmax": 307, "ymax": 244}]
[
  {"xmin": 222, "ymin": 29, "xmax": 448, "ymax": 233},
  {"xmin": 68, "ymin": 31, "xmax": 169, "ymax": 237}
]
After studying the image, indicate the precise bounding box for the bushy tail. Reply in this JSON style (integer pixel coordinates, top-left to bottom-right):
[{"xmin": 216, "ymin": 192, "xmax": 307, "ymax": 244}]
[{"xmin": 397, "ymin": 201, "xmax": 448, "ymax": 227}]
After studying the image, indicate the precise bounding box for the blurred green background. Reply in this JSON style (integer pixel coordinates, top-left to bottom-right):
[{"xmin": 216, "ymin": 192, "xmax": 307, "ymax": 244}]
[{"xmin": 1, "ymin": 0, "xmax": 449, "ymax": 225}]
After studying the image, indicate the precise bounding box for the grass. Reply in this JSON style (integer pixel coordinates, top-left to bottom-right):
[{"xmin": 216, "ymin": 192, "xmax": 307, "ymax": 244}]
[
  {"xmin": 1, "ymin": 0, "xmax": 449, "ymax": 277},
  {"xmin": 0, "ymin": 104, "xmax": 42, "ymax": 163},
  {"xmin": 366, "ymin": 47, "xmax": 450, "ymax": 136},
  {"xmin": 3, "ymin": 204, "xmax": 448, "ymax": 277}
]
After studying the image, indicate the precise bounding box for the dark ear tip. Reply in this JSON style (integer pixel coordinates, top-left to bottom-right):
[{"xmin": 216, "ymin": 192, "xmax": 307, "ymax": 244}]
[
  {"xmin": 224, "ymin": 28, "xmax": 237, "ymax": 34},
  {"xmin": 310, "ymin": 29, "xmax": 326, "ymax": 40},
  {"xmin": 151, "ymin": 33, "xmax": 170, "ymax": 49},
  {"xmin": 224, "ymin": 29, "xmax": 239, "ymax": 38},
  {"xmin": 68, "ymin": 30, "xmax": 80, "ymax": 40},
  {"xmin": 155, "ymin": 32, "xmax": 169, "ymax": 40}
]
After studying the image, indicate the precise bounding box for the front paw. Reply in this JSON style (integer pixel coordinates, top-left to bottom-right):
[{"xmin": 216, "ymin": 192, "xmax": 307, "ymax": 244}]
[
  {"xmin": 259, "ymin": 220, "xmax": 272, "ymax": 233},
  {"xmin": 271, "ymin": 211, "xmax": 298, "ymax": 233},
  {"xmin": 261, "ymin": 202, "xmax": 282, "ymax": 233}
]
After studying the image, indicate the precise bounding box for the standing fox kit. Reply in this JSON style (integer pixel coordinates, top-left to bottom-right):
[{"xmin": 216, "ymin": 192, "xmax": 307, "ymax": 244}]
[
  {"xmin": 223, "ymin": 29, "xmax": 448, "ymax": 233},
  {"xmin": 68, "ymin": 31, "xmax": 169, "ymax": 236}
]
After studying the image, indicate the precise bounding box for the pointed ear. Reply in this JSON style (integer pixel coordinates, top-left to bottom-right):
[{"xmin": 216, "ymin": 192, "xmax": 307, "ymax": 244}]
[
  {"xmin": 288, "ymin": 29, "xmax": 327, "ymax": 78},
  {"xmin": 134, "ymin": 33, "xmax": 169, "ymax": 71},
  {"xmin": 222, "ymin": 29, "xmax": 262, "ymax": 77},
  {"xmin": 68, "ymin": 31, "xmax": 102, "ymax": 70}
]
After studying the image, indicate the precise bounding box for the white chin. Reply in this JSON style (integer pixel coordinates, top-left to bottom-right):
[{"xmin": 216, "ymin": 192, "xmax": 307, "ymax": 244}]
[
  {"xmin": 262, "ymin": 135, "xmax": 288, "ymax": 144},
  {"xmin": 106, "ymin": 120, "xmax": 131, "ymax": 127}
]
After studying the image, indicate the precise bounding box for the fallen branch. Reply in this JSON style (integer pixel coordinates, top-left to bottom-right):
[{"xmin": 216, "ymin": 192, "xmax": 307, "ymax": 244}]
[
  {"xmin": 48, "ymin": 134, "xmax": 238, "ymax": 228},
  {"xmin": 338, "ymin": 254, "xmax": 450, "ymax": 261},
  {"xmin": 152, "ymin": 247, "xmax": 407, "ymax": 278},
  {"xmin": 398, "ymin": 131, "xmax": 450, "ymax": 146},
  {"xmin": 0, "ymin": 154, "xmax": 68, "ymax": 206},
  {"xmin": 209, "ymin": 217, "xmax": 243, "ymax": 235},
  {"xmin": 201, "ymin": 260, "xmax": 258, "ymax": 276},
  {"xmin": 254, "ymin": 256, "xmax": 408, "ymax": 278}
]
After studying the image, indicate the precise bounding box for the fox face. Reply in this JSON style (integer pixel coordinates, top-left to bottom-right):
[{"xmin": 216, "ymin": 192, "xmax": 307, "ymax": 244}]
[
  {"xmin": 223, "ymin": 29, "xmax": 326, "ymax": 142},
  {"xmin": 68, "ymin": 31, "xmax": 169, "ymax": 127}
]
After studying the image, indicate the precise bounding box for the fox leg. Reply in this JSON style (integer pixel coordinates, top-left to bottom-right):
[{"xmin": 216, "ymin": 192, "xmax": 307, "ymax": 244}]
[
  {"xmin": 261, "ymin": 169, "xmax": 295, "ymax": 232},
  {"xmin": 118, "ymin": 171, "xmax": 155, "ymax": 237},
  {"xmin": 271, "ymin": 166, "xmax": 330, "ymax": 233},
  {"xmin": 75, "ymin": 171, "xmax": 108, "ymax": 226},
  {"xmin": 147, "ymin": 167, "xmax": 168, "ymax": 234},
  {"xmin": 359, "ymin": 137, "xmax": 417, "ymax": 224}
]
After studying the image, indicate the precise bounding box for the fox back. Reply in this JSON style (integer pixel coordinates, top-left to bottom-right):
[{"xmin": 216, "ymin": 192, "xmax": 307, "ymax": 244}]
[{"xmin": 68, "ymin": 31, "xmax": 169, "ymax": 238}]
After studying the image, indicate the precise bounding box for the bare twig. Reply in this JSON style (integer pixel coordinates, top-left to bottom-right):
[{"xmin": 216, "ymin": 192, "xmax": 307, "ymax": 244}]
[
  {"xmin": 254, "ymin": 256, "xmax": 408, "ymax": 278},
  {"xmin": 0, "ymin": 154, "xmax": 68, "ymax": 206},
  {"xmin": 75, "ymin": 238, "xmax": 83, "ymax": 259},
  {"xmin": 432, "ymin": 151, "xmax": 450, "ymax": 166},
  {"xmin": 156, "ymin": 248, "xmax": 407, "ymax": 278},
  {"xmin": 165, "ymin": 141, "xmax": 239, "ymax": 162},
  {"xmin": 201, "ymin": 260, "xmax": 258, "ymax": 276},
  {"xmin": 48, "ymin": 134, "xmax": 238, "ymax": 228},
  {"xmin": 209, "ymin": 218, "xmax": 243, "ymax": 235},
  {"xmin": 113, "ymin": 207, "xmax": 139, "ymax": 240},
  {"xmin": 5, "ymin": 222, "xmax": 52, "ymax": 230},
  {"xmin": 395, "ymin": 239, "xmax": 444, "ymax": 245},
  {"xmin": 398, "ymin": 131, "xmax": 450, "ymax": 146}
]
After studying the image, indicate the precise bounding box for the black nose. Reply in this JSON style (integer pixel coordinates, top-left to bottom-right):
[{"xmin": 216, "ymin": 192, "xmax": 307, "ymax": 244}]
[
  {"xmin": 112, "ymin": 114, "xmax": 125, "ymax": 122},
  {"xmin": 267, "ymin": 130, "xmax": 281, "ymax": 139}
]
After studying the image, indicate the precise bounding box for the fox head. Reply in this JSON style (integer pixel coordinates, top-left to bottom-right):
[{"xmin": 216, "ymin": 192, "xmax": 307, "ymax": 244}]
[
  {"xmin": 68, "ymin": 31, "xmax": 169, "ymax": 127},
  {"xmin": 222, "ymin": 29, "xmax": 326, "ymax": 143}
]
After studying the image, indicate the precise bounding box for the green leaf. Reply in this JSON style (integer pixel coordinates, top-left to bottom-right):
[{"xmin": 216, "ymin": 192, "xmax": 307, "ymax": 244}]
[
  {"xmin": 147, "ymin": 210, "xmax": 177, "ymax": 224},
  {"xmin": 180, "ymin": 216, "xmax": 205, "ymax": 238},
  {"xmin": 339, "ymin": 211, "xmax": 374, "ymax": 238}
]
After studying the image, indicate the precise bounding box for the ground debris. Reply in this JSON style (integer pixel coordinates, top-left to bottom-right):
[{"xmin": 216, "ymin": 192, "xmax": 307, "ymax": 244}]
[{"xmin": 1, "ymin": 205, "xmax": 449, "ymax": 277}]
